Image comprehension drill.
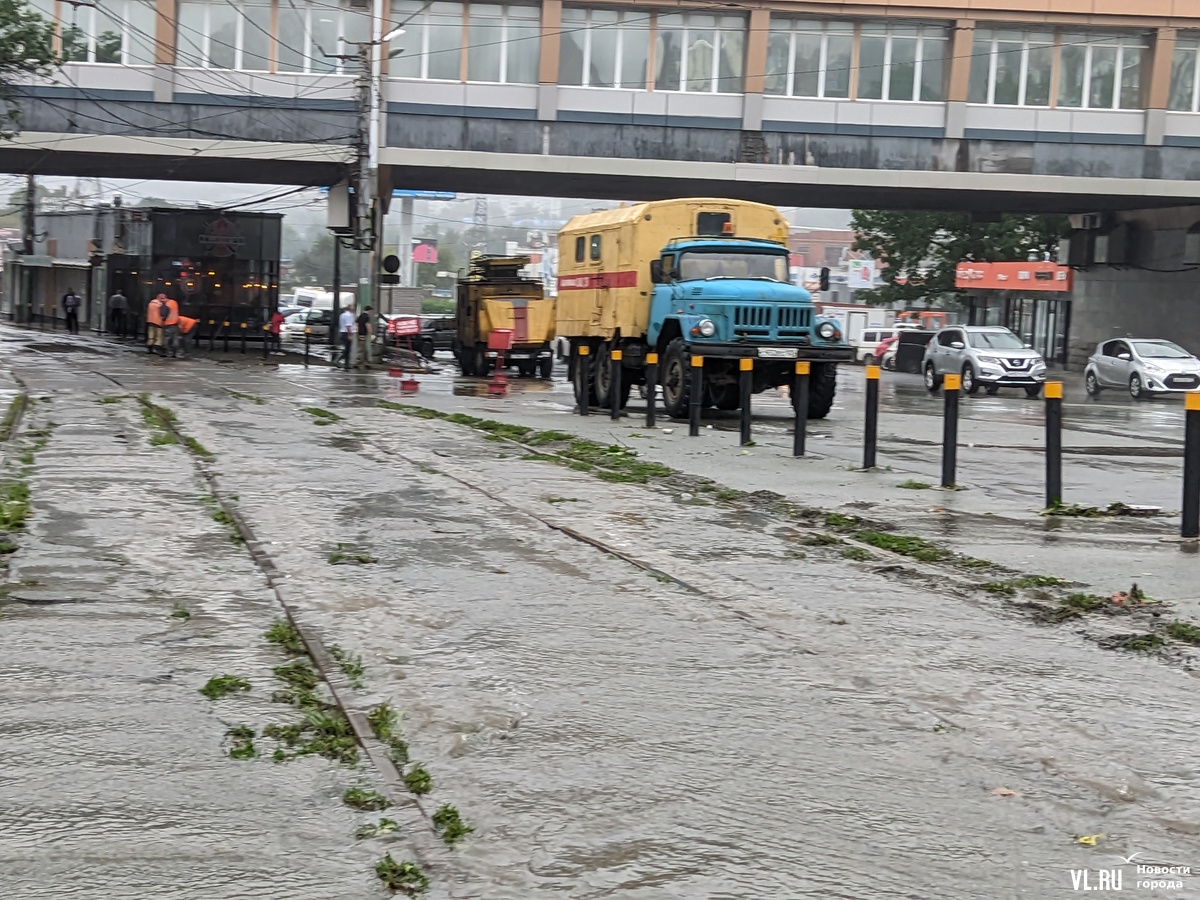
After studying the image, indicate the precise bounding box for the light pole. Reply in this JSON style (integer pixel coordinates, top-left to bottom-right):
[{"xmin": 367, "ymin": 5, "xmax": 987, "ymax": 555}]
[{"xmin": 329, "ymin": 17, "xmax": 404, "ymax": 367}]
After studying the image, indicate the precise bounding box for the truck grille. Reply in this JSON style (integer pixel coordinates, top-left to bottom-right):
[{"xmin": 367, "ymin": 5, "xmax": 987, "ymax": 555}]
[
  {"xmin": 733, "ymin": 306, "xmax": 771, "ymax": 333},
  {"xmin": 777, "ymin": 306, "xmax": 812, "ymax": 335}
]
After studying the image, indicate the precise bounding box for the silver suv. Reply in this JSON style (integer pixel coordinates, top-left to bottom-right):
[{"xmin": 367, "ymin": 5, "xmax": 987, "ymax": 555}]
[{"xmin": 923, "ymin": 326, "xmax": 1047, "ymax": 397}]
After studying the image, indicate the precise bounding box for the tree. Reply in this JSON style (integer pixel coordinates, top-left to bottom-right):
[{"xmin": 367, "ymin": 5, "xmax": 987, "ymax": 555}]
[
  {"xmin": 850, "ymin": 210, "xmax": 1069, "ymax": 307},
  {"xmin": 290, "ymin": 232, "xmax": 336, "ymax": 285},
  {"xmin": 0, "ymin": 0, "xmax": 58, "ymax": 136}
]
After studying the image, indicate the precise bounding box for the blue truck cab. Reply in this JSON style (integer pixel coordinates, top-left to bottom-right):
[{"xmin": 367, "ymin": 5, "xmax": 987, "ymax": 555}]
[{"xmin": 646, "ymin": 236, "xmax": 853, "ymax": 419}]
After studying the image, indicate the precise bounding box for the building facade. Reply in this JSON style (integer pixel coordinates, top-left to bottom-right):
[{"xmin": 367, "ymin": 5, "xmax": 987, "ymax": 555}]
[{"xmin": 22, "ymin": 0, "xmax": 1200, "ymax": 149}]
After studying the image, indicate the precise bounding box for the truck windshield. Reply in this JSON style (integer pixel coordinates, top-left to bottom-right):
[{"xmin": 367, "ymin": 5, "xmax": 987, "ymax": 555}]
[{"xmin": 677, "ymin": 251, "xmax": 787, "ymax": 282}]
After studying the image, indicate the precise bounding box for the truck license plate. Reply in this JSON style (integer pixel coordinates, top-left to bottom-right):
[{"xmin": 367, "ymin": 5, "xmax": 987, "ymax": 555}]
[{"xmin": 757, "ymin": 348, "xmax": 798, "ymax": 359}]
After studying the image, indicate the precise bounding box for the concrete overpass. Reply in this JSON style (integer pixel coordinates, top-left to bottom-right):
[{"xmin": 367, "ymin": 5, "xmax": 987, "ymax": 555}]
[{"xmin": 4, "ymin": 0, "xmax": 1200, "ymax": 213}]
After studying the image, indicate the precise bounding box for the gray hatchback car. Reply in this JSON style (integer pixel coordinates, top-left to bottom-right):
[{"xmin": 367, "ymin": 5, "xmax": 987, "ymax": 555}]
[
  {"xmin": 1084, "ymin": 338, "xmax": 1200, "ymax": 399},
  {"xmin": 923, "ymin": 325, "xmax": 1048, "ymax": 397}
]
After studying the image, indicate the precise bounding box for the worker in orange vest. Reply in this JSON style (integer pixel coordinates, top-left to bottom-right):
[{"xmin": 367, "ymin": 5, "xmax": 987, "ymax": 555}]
[
  {"xmin": 146, "ymin": 293, "xmax": 170, "ymax": 355},
  {"xmin": 161, "ymin": 296, "xmax": 181, "ymax": 358},
  {"xmin": 177, "ymin": 316, "xmax": 198, "ymax": 359}
]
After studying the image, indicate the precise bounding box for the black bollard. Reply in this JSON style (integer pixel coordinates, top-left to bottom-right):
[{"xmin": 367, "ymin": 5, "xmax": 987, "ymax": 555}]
[
  {"xmin": 578, "ymin": 344, "xmax": 590, "ymax": 416},
  {"xmin": 942, "ymin": 372, "xmax": 960, "ymax": 488},
  {"xmin": 1045, "ymin": 381, "xmax": 1063, "ymax": 509},
  {"xmin": 240, "ymin": 322, "xmax": 247, "ymax": 354},
  {"xmin": 689, "ymin": 355, "xmax": 703, "ymax": 437},
  {"xmin": 223, "ymin": 321, "xmax": 230, "ymax": 353},
  {"xmin": 645, "ymin": 352, "xmax": 658, "ymax": 428},
  {"xmin": 793, "ymin": 360, "xmax": 810, "ymax": 457},
  {"xmin": 610, "ymin": 348, "xmax": 623, "ymax": 420},
  {"xmin": 262, "ymin": 324, "xmax": 270, "ymax": 360},
  {"xmin": 863, "ymin": 364, "xmax": 880, "ymax": 469},
  {"xmin": 304, "ymin": 328, "xmax": 311, "ymax": 365},
  {"xmin": 208, "ymin": 320, "xmax": 216, "ymax": 352},
  {"xmin": 739, "ymin": 358, "xmax": 753, "ymax": 446},
  {"xmin": 1184, "ymin": 392, "xmax": 1200, "ymax": 539}
]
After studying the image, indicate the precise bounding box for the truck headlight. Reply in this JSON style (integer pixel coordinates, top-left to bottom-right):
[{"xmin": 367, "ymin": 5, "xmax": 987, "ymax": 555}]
[
  {"xmin": 816, "ymin": 322, "xmax": 837, "ymax": 340},
  {"xmin": 697, "ymin": 318, "xmax": 716, "ymax": 337}
]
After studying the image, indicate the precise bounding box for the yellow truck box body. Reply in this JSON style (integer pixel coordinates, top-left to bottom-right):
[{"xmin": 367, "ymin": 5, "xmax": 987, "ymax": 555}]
[
  {"xmin": 479, "ymin": 295, "xmax": 556, "ymax": 347},
  {"xmin": 556, "ymin": 198, "xmax": 790, "ymax": 340}
]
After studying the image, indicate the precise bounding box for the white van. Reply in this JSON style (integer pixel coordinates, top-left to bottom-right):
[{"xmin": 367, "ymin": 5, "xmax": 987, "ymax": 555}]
[
  {"xmin": 292, "ymin": 288, "xmax": 355, "ymax": 311},
  {"xmin": 852, "ymin": 323, "xmax": 923, "ymax": 364}
]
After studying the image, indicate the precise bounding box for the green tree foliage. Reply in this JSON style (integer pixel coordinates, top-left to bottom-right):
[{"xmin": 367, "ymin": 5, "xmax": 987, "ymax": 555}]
[
  {"xmin": 290, "ymin": 232, "xmax": 336, "ymax": 285},
  {"xmin": 850, "ymin": 210, "xmax": 1069, "ymax": 307},
  {"xmin": 0, "ymin": 0, "xmax": 58, "ymax": 135}
]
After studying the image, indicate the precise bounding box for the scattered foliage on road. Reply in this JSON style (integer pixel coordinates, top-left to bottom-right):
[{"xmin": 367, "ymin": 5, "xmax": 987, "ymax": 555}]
[
  {"xmin": 199, "ymin": 674, "xmax": 251, "ymax": 700},
  {"xmin": 403, "ymin": 763, "xmax": 432, "ymax": 796},
  {"xmin": 432, "ymin": 804, "xmax": 474, "ymax": 846},
  {"xmin": 265, "ymin": 619, "xmax": 305, "ymax": 655},
  {"xmin": 328, "ymin": 644, "xmax": 365, "ymax": 688},
  {"xmin": 374, "ymin": 855, "xmax": 428, "ymax": 895},
  {"xmin": 344, "ymin": 787, "xmax": 391, "ymax": 811}
]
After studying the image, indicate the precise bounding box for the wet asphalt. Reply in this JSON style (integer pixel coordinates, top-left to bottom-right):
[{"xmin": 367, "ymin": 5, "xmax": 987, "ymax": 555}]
[{"xmin": 3, "ymin": 328, "xmax": 1200, "ymax": 899}]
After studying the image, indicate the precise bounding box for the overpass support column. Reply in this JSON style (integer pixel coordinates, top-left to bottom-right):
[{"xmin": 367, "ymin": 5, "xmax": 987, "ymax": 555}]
[
  {"xmin": 741, "ymin": 8, "xmax": 770, "ymax": 132},
  {"xmin": 944, "ymin": 19, "xmax": 975, "ymax": 140},
  {"xmin": 1145, "ymin": 27, "xmax": 1178, "ymax": 147},
  {"xmin": 151, "ymin": 0, "xmax": 178, "ymax": 102},
  {"xmin": 537, "ymin": 0, "xmax": 562, "ymax": 122}
]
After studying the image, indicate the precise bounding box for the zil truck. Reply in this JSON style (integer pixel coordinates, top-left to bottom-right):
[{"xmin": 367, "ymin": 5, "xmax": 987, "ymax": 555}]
[
  {"xmin": 556, "ymin": 198, "xmax": 853, "ymax": 419},
  {"xmin": 453, "ymin": 255, "xmax": 555, "ymax": 378}
]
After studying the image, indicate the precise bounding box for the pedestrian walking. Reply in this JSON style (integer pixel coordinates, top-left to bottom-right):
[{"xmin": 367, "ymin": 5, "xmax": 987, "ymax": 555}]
[
  {"xmin": 146, "ymin": 294, "xmax": 168, "ymax": 354},
  {"xmin": 269, "ymin": 309, "xmax": 286, "ymax": 355},
  {"xmin": 109, "ymin": 289, "xmax": 127, "ymax": 337},
  {"xmin": 337, "ymin": 305, "xmax": 355, "ymax": 369},
  {"xmin": 62, "ymin": 289, "xmax": 81, "ymax": 334},
  {"xmin": 355, "ymin": 304, "xmax": 374, "ymax": 370}
]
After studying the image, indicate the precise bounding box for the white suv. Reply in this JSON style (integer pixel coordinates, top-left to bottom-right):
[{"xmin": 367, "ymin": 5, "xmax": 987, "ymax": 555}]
[{"xmin": 923, "ymin": 326, "xmax": 1047, "ymax": 397}]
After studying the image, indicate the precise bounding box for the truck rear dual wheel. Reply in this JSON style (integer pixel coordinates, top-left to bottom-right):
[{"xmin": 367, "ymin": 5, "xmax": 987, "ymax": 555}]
[{"xmin": 572, "ymin": 344, "xmax": 600, "ymax": 408}]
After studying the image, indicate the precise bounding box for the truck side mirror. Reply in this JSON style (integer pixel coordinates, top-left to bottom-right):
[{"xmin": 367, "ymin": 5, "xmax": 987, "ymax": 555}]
[
  {"xmin": 819, "ymin": 267, "xmax": 830, "ymax": 292},
  {"xmin": 649, "ymin": 259, "xmax": 663, "ymax": 284}
]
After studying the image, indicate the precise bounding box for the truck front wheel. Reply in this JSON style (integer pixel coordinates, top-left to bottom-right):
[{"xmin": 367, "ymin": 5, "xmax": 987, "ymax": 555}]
[
  {"xmin": 797, "ymin": 362, "xmax": 837, "ymax": 419},
  {"xmin": 661, "ymin": 338, "xmax": 694, "ymax": 419},
  {"xmin": 572, "ymin": 343, "xmax": 599, "ymax": 408}
]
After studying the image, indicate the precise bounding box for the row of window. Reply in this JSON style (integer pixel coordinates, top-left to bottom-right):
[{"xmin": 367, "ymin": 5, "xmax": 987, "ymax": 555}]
[{"xmin": 22, "ymin": 0, "xmax": 1200, "ymax": 113}]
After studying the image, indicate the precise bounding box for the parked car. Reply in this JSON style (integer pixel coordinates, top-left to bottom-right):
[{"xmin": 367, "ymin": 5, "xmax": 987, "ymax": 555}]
[
  {"xmin": 923, "ymin": 325, "xmax": 1047, "ymax": 397},
  {"xmin": 1084, "ymin": 338, "xmax": 1200, "ymax": 399},
  {"xmin": 414, "ymin": 316, "xmax": 456, "ymax": 358},
  {"xmin": 866, "ymin": 335, "xmax": 897, "ymax": 368},
  {"xmin": 281, "ymin": 308, "xmax": 332, "ymax": 341}
]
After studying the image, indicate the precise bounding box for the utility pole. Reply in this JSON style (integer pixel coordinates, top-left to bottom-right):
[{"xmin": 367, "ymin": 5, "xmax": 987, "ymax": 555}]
[
  {"xmin": 334, "ymin": 9, "xmax": 399, "ymax": 367},
  {"xmin": 20, "ymin": 175, "xmax": 36, "ymax": 324}
]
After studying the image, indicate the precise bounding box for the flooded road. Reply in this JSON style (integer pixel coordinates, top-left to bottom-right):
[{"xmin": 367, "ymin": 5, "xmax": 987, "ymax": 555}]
[{"xmin": 4, "ymin": 328, "xmax": 1200, "ymax": 898}]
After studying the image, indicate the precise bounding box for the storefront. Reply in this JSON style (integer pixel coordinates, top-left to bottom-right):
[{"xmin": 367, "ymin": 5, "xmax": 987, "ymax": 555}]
[{"xmin": 956, "ymin": 261, "xmax": 1074, "ymax": 366}]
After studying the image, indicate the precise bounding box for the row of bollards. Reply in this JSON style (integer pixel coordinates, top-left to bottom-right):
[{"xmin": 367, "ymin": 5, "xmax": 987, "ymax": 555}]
[{"xmin": 576, "ymin": 349, "xmax": 1200, "ymax": 539}]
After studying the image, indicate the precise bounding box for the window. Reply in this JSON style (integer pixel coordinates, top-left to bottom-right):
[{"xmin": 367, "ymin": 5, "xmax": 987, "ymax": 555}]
[
  {"xmin": 392, "ymin": 2, "xmax": 464, "ymax": 80},
  {"xmin": 179, "ymin": 0, "xmax": 365, "ymax": 72},
  {"xmin": 589, "ymin": 235, "xmax": 601, "ymax": 261},
  {"xmin": 696, "ymin": 212, "xmax": 731, "ymax": 235},
  {"xmin": 560, "ymin": 8, "xmax": 650, "ymax": 89},
  {"xmin": 677, "ymin": 251, "xmax": 787, "ymax": 282},
  {"xmin": 1103, "ymin": 340, "xmax": 1130, "ymax": 358},
  {"xmin": 467, "ymin": 4, "xmax": 540, "ymax": 84},
  {"xmin": 1058, "ymin": 32, "xmax": 1147, "ymax": 110},
  {"xmin": 858, "ymin": 23, "xmax": 948, "ymax": 102},
  {"xmin": 1170, "ymin": 35, "xmax": 1200, "ymax": 112},
  {"xmin": 53, "ymin": 0, "xmax": 156, "ymax": 65},
  {"xmin": 968, "ymin": 29, "xmax": 1054, "ymax": 106},
  {"xmin": 968, "ymin": 330, "xmax": 1024, "ymax": 349},
  {"xmin": 655, "ymin": 13, "xmax": 745, "ymax": 93},
  {"xmin": 765, "ymin": 19, "xmax": 852, "ymax": 98},
  {"xmin": 936, "ymin": 329, "xmax": 960, "ymax": 347},
  {"xmin": 574, "ymin": 236, "xmax": 585, "ymax": 262}
]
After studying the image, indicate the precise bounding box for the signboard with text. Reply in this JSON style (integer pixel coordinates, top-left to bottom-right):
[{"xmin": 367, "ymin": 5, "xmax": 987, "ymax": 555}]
[
  {"xmin": 387, "ymin": 316, "xmax": 421, "ymax": 336},
  {"xmin": 955, "ymin": 261, "xmax": 1073, "ymax": 292}
]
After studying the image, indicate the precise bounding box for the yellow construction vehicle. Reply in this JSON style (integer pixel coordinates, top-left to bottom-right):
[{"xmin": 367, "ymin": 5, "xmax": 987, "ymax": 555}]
[{"xmin": 453, "ymin": 255, "xmax": 555, "ymax": 377}]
